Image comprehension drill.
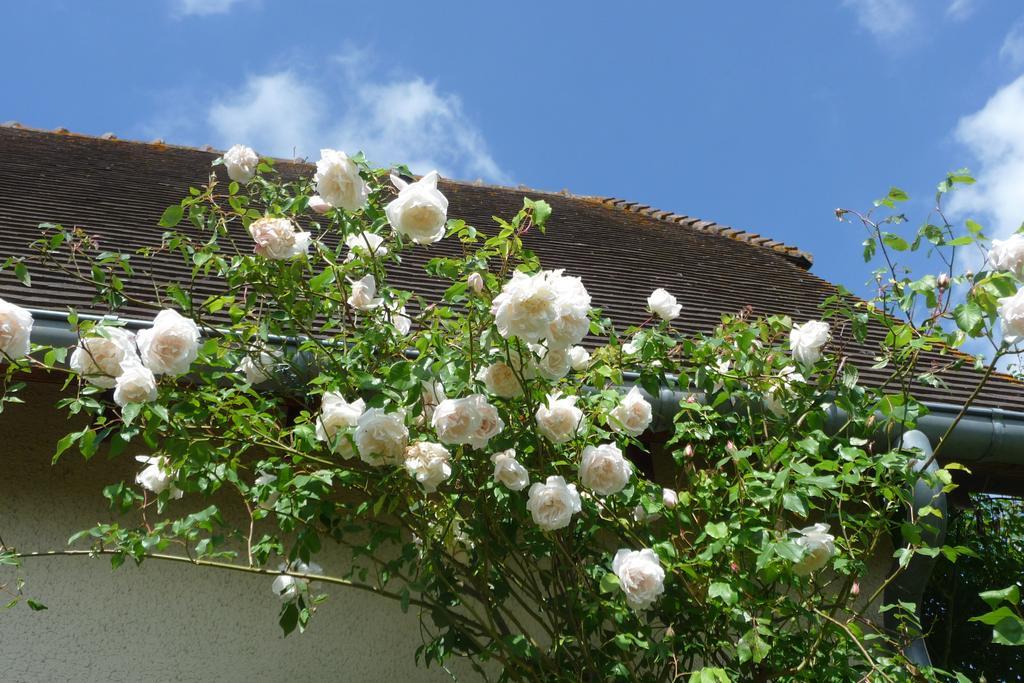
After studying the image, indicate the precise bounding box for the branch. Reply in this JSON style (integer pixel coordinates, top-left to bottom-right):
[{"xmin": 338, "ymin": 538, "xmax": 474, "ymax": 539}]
[{"xmin": 15, "ymin": 548, "xmax": 435, "ymax": 610}]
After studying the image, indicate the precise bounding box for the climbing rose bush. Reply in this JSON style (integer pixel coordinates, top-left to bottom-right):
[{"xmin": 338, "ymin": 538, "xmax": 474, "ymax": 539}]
[{"xmin": 0, "ymin": 153, "xmax": 1020, "ymax": 682}]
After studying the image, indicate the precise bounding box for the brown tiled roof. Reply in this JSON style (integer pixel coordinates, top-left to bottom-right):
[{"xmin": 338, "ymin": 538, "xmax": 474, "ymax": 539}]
[{"xmin": 0, "ymin": 124, "xmax": 1021, "ymax": 413}]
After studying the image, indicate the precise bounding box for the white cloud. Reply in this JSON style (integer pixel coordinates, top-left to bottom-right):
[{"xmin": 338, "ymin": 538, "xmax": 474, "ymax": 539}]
[
  {"xmin": 946, "ymin": 0, "xmax": 977, "ymax": 21},
  {"xmin": 208, "ymin": 73, "xmax": 323, "ymax": 160},
  {"xmin": 203, "ymin": 62, "xmax": 509, "ymax": 184},
  {"xmin": 842, "ymin": 0, "xmax": 915, "ymax": 39},
  {"xmin": 949, "ymin": 75, "xmax": 1024, "ymax": 241},
  {"xmin": 948, "ymin": 76, "xmax": 1024, "ymax": 365},
  {"xmin": 841, "ymin": 0, "xmax": 977, "ymax": 40},
  {"xmin": 173, "ymin": 0, "xmax": 246, "ymax": 16},
  {"xmin": 1000, "ymin": 19, "xmax": 1024, "ymax": 66}
]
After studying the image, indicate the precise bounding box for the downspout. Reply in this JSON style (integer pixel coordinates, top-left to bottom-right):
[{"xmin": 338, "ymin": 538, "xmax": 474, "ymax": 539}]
[{"xmin": 883, "ymin": 430, "xmax": 947, "ymax": 668}]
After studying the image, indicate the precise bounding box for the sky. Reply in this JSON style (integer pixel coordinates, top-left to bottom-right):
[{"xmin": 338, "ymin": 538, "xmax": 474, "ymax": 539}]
[{"xmin": 2, "ymin": 0, "xmax": 1024, "ymax": 303}]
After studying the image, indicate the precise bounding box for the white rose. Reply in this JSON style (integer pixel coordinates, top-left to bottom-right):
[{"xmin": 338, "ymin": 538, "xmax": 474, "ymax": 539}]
[
  {"xmin": 647, "ymin": 288, "xmax": 681, "ymax": 321},
  {"xmin": 490, "ymin": 449, "xmax": 529, "ymax": 491},
  {"xmin": 532, "ymin": 344, "xmax": 571, "ymax": 381},
  {"xmin": 478, "ymin": 359, "xmax": 527, "ymax": 398},
  {"xmin": 272, "ymin": 560, "xmax": 323, "ymax": 603},
  {"xmin": 491, "ymin": 270, "xmax": 559, "ymax": 343},
  {"xmin": 612, "ymin": 549, "xmax": 666, "ymax": 610},
  {"xmin": 999, "ymin": 289, "xmax": 1024, "ymax": 342},
  {"xmin": 547, "ymin": 273, "xmax": 592, "ymax": 348},
  {"xmin": 711, "ymin": 358, "xmax": 732, "ymax": 393},
  {"xmin": 762, "ymin": 366, "xmax": 806, "ymax": 417},
  {"xmin": 404, "ymin": 441, "xmax": 452, "ymax": 492},
  {"xmin": 432, "ymin": 394, "xmax": 504, "ymax": 450},
  {"xmin": 136, "ymin": 309, "xmax": 200, "ymax": 376},
  {"xmin": 662, "ymin": 488, "xmax": 679, "ymax": 509},
  {"xmin": 308, "ymin": 195, "xmax": 331, "ymax": 214},
  {"xmin": 579, "ymin": 443, "xmax": 633, "ymax": 496},
  {"xmin": 492, "ymin": 269, "xmax": 590, "ymax": 347},
  {"xmin": 389, "ymin": 306, "xmax": 412, "ymax": 336},
  {"xmin": 792, "ymin": 523, "xmax": 836, "ymax": 576},
  {"xmin": 420, "ymin": 380, "xmax": 446, "ymax": 422},
  {"xmin": 354, "ymin": 408, "xmax": 409, "ymax": 466},
  {"xmin": 345, "ymin": 232, "xmax": 388, "ymax": 262},
  {"xmin": 536, "ymin": 392, "xmax": 585, "ymax": 444},
  {"xmin": 790, "ymin": 319, "xmax": 830, "ymax": 366},
  {"xmin": 0, "ymin": 298, "xmax": 33, "ymax": 360},
  {"xmin": 632, "ymin": 504, "xmax": 655, "ymax": 523},
  {"xmin": 113, "ymin": 361, "xmax": 158, "ymax": 406},
  {"xmin": 385, "ymin": 171, "xmax": 448, "ymax": 245},
  {"xmin": 608, "ymin": 386, "xmax": 653, "ymax": 437},
  {"xmin": 347, "ymin": 274, "xmax": 383, "ymax": 311},
  {"xmin": 526, "ymin": 475, "xmax": 582, "ymax": 531},
  {"xmin": 315, "ymin": 392, "xmax": 365, "ymax": 458},
  {"xmin": 314, "ymin": 149, "xmax": 368, "ymax": 212},
  {"xmin": 221, "ymin": 144, "xmax": 258, "ymax": 183},
  {"xmin": 134, "ymin": 455, "xmax": 182, "ymax": 499},
  {"xmin": 70, "ymin": 326, "xmax": 137, "ymax": 388},
  {"xmin": 254, "ymin": 472, "xmax": 279, "ymax": 510},
  {"xmin": 989, "ymin": 233, "xmax": 1024, "ymax": 278},
  {"xmin": 622, "ymin": 334, "xmax": 641, "ymax": 356},
  {"xmin": 568, "ymin": 345, "xmax": 591, "ymax": 371},
  {"xmin": 467, "ymin": 272, "xmax": 484, "ymax": 294},
  {"xmin": 236, "ymin": 350, "xmax": 275, "ymax": 385},
  {"xmin": 248, "ymin": 216, "xmax": 310, "ymax": 260}
]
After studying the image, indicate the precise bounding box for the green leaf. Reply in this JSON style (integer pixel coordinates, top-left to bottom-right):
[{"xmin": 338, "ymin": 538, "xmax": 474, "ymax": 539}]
[
  {"xmin": 888, "ymin": 187, "xmax": 909, "ymax": 202},
  {"xmin": 994, "ymin": 615, "xmax": 1024, "ymax": 646},
  {"xmin": 158, "ymin": 204, "xmax": 184, "ymax": 228},
  {"xmin": 737, "ymin": 627, "xmax": 770, "ymax": 664},
  {"xmin": 121, "ymin": 402, "xmax": 143, "ymax": 427},
  {"xmin": 775, "ymin": 541, "xmax": 803, "ymax": 563},
  {"xmin": 530, "ymin": 199, "xmax": 552, "ymax": 229},
  {"xmin": 971, "ymin": 607, "xmax": 1024, "ymax": 645},
  {"xmin": 881, "ymin": 232, "xmax": 909, "ymax": 251},
  {"xmin": 309, "ymin": 268, "xmax": 336, "ymax": 292},
  {"xmin": 862, "ymin": 237, "xmax": 876, "ymax": 262},
  {"xmin": 689, "ymin": 667, "xmax": 731, "ymax": 683},
  {"xmin": 980, "ymin": 585, "xmax": 1021, "ymax": 609},
  {"xmin": 782, "ymin": 492, "xmax": 807, "ymax": 516},
  {"xmin": 705, "ymin": 521, "xmax": 728, "ymax": 539},
  {"xmin": 708, "ymin": 581, "xmax": 738, "ymax": 606},
  {"xmin": 26, "ymin": 599, "xmax": 47, "ymax": 611},
  {"xmin": 600, "ymin": 572, "xmax": 620, "ymax": 594},
  {"xmin": 14, "ymin": 261, "xmax": 30, "ymax": 287},
  {"xmin": 52, "ymin": 431, "xmax": 80, "ymax": 463},
  {"xmin": 279, "ymin": 602, "xmax": 299, "ymax": 636},
  {"xmin": 953, "ymin": 302, "xmax": 984, "ymax": 335}
]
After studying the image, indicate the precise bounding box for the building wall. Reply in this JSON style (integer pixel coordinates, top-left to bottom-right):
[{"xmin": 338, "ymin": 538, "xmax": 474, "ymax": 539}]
[
  {"xmin": 0, "ymin": 382, "xmax": 472, "ymax": 683},
  {"xmin": 0, "ymin": 382, "xmax": 905, "ymax": 681}
]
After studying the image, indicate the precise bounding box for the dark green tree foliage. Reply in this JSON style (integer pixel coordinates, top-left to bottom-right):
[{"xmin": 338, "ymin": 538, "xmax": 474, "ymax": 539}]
[{"xmin": 925, "ymin": 495, "xmax": 1024, "ymax": 680}]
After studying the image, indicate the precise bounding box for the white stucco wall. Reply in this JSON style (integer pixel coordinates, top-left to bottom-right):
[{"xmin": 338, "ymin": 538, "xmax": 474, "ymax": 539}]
[
  {"xmin": 0, "ymin": 382, "xmax": 473, "ymax": 682},
  {"xmin": 1, "ymin": 382, "xmax": 905, "ymax": 681}
]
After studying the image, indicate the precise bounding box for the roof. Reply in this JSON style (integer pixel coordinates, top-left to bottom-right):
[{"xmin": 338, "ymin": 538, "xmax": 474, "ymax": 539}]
[{"xmin": 0, "ymin": 124, "xmax": 1021, "ymax": 415}]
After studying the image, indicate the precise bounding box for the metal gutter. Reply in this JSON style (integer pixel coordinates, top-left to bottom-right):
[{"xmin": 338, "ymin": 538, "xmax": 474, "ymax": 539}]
[
  {"xmin": 29, "ymin": 309, "xmax": 1024, "ymax": 465},
  {"xmin": 624, "ymin": 374, "xmax": 1024, "ymax": 467}
]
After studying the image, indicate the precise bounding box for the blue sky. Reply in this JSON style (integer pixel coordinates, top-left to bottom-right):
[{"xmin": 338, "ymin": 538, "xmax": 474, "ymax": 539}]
[{"xmin": 3, "ymin": 0, "xmax": 1024, "ymax": 299}]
